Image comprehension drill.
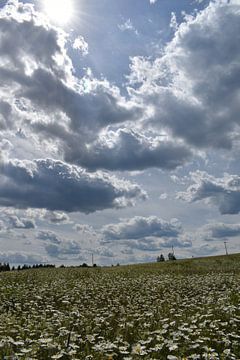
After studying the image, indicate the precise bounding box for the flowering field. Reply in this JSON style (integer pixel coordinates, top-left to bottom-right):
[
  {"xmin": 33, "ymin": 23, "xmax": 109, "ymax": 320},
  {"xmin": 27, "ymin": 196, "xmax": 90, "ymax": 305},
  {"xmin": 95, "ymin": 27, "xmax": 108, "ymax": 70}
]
[{"xmin": 0, "ymin": 254, "xmax": 240, "ymax": 360}]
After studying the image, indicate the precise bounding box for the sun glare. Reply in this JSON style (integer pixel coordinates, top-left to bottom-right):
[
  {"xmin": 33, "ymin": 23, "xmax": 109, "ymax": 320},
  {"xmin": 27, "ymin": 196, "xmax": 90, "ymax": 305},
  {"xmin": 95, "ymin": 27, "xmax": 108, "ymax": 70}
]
[{"xmin": 42, "ymin": 0, "xmax": 74, "ymax": 25}]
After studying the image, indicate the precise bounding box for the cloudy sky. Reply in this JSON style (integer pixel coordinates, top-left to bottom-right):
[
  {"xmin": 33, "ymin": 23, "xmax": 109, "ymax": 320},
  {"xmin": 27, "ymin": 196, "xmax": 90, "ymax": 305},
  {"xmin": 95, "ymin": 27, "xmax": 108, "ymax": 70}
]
[{"xmin": 0, "ymin": 0, "xmax": 240, "ymax": 266}]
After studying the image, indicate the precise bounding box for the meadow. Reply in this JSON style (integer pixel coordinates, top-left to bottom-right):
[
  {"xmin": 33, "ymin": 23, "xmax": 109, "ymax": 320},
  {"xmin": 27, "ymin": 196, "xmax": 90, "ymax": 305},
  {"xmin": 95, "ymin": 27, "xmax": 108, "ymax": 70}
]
[{"xmin": 0, "ymin": 254, "xmax": 240, "ymax": 359}]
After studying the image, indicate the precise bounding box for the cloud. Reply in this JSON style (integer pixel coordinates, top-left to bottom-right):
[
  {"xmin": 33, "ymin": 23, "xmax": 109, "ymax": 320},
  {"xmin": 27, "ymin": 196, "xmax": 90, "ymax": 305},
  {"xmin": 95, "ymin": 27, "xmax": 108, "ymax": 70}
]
[
  {"xmin": 101, "ymin": 216, "xmax": 192, "ymax": 252},
  {"xmin": 0, "ymin": 2, "xmax": 142, "ymax": 157},
  {"xmin": 0, "ymin": 157, "xmax": 146, "ymax": 213},
  {"xmin": 159, "ymin": 193, "xmax": 168, "ymax": 200},
  {"xmin": 44, "ymin": 241, "xmax": 81, "ymax": 258},
  {"xmin": 129, "ymin": 1, "xmax": 240, "ymax": 151},
  {"xmin": 37, "ymin": 230, "xmax": 61, "ymax": 244},
  {"xmin": 178, "ymin": 171, "xmax": 240, "ymax": 214},
  {"xmin": 102, "ymin": 216, "xmax": 182, "ymax": 241},
  {"xmin": 73, "ymin": 36, "xmax": 89, "ymax": 56},
  {"xmin": 169, "ymin": 12, "xmax": 178, "ymax": 31},
  {"xmin": 190, "ymin": 244, "xmax": 218, "ymax": 257},
  {"xmin": 0, "ymin": 0, "xmax": 200, "ymax": 174},
  {"xmin": 199, "ymin": 222, "xmax": 240, "ymax": 240},
  {"xmin": 94, "ymin": 247, "xmax": 115, "ymax": 258},
  {"xmin": 37, "ymin": 229, "xmax": 82, "ymax": 258},
  {"xmin": 74, "ymin": 224, "xmax": 96, "ymax": 234},
  {"xmin": 67, "ymin": 128, "xmax": 192, "ymax": 171},
  {"xmin": 7, "ymin": 215, "xmax": 35, "ymax": 229},
  {"xmin": 118, "ymin": 19, "xmax": 138, "ymax": 35},
  {"xmin": 120, "ymin": 236, "xmax": 191, "ymax": 252},
  {"xmin": 44, "ymin": 211, "xmax": 70, "ymax": 224},
  {"xmin": 0, "ymin": 251, "xmax": 46, "ymax": 265}
]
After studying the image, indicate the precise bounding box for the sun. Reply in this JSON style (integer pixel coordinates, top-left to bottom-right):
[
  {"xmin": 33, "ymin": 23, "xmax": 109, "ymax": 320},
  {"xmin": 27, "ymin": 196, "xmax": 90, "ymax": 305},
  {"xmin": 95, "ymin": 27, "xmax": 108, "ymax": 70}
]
[{"xmin": 42, "ymin": 0, "xmax": 74, "ymax": 25}]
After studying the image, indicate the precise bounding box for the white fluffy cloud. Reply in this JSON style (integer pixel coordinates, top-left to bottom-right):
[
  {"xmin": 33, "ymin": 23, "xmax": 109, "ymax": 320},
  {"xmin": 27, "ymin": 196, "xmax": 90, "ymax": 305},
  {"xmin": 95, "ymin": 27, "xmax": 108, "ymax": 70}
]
[
  {"xmin": 7, "ymin": 215, "xmax": 35, "ymax": 229},
  {"xmin": 129, "ymin": 1, "xmax": 240, "ymax": 151},
  {"xmin": 0, "ymin": 0, "xmax": 194, "ymax": 172}
]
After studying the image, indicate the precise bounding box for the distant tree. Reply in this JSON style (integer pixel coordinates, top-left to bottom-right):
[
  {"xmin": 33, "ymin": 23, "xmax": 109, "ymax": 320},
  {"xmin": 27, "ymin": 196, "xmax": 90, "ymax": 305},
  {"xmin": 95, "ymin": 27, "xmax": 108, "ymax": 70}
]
[
  {"xmin": 168, "ymin": 252, "xmax": 176, "ymax": 261},
  {"xmin": 81, "ymin": 263, "xmax": 88, "ymax": 268},
  {"xmin": 157, "ymin": 254, "xmax": 165, "ymax": 262}
]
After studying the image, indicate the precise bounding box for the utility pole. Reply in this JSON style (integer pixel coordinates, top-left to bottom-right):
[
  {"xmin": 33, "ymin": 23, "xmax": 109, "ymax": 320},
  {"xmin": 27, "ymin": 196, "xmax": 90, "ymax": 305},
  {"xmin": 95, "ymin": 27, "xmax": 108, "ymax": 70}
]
[
  {"xmin": 171, "ymin": 245, "xmax": 174, "ymax": 255},
  {"xmin": 92, "ymin": 253, "xmax": 94, "ymax": 266},
  {"xmin": 224, "ymin": 241, "xmax": 228, "ymax": 256}
]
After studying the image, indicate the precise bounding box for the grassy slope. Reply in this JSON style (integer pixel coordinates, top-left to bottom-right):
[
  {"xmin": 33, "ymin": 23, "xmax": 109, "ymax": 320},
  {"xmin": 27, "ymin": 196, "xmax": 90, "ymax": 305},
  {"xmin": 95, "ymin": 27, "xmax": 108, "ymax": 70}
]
[
  {"xmin": 106, "ymin": 252, "xmax": 240, "ymax": 275},
  {"xmin": 0, "ymin": 253, "xmax": 239, "ymax": 359}
]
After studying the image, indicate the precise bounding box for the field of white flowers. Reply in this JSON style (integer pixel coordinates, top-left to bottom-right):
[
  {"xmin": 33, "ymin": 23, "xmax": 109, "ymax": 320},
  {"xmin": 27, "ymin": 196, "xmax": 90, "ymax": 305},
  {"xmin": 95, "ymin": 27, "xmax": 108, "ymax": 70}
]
[{"xmin": 0, "ymin": 254, "xmax": 240, "ymax": 360}]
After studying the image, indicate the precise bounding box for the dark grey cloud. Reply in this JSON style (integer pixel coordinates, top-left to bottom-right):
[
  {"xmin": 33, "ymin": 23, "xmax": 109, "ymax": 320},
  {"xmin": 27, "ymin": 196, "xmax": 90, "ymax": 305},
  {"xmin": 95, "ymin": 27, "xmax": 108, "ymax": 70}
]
[
  {"xmin": 0, "ymin": 158, "xmax": 146, "ymax": 213},
  {"xmin": 102, "ymin": 216, "xmax": 182, "ymax": 241},
  {"xmin": 202, "ymin": 222, "xmax": 240, "ymax": 240},
  {"xmin": 178, "ymin": 171, "xmax": 240, "ymax": 215},
  {"xmin": 37, "ymin": 229, "xmax": 82, "ymax": 258},
  {"xmin": 66, "ymin": 129, "xmax": 192, "ymax": 171},
  {"xmin": 7, "ymin": 215, "xmax": 35, "ymax": 229},
  {"xmin": 44, "ymin": 241, "xmax": 81, "ymax": 258},
  {"xmin": 129, "ymin": 1, "xmax": 240, "ymax": 151}
]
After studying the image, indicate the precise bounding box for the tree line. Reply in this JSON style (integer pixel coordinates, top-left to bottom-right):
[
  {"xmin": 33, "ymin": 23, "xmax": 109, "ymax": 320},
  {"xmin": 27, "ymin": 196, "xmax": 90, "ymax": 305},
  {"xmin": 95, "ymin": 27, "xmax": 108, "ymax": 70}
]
[{"xmin": 0, "ymin": 263, "xmax": 55, "ymax": 272}]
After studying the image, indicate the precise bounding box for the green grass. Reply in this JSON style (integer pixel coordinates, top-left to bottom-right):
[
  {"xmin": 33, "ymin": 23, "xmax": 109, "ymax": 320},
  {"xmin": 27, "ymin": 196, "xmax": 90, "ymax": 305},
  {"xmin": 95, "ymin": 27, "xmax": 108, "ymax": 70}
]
[{"xmin": 0, "ymin": 254, "xmax": 240, "ymax": 359}]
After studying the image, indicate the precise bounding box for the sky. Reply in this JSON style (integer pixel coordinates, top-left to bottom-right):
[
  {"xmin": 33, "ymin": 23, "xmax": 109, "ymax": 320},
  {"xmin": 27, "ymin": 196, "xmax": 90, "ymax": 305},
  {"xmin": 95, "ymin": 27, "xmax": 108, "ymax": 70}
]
[{"xmin": 0, "ymin": 0, "xmax": 240, "ymax": 266}]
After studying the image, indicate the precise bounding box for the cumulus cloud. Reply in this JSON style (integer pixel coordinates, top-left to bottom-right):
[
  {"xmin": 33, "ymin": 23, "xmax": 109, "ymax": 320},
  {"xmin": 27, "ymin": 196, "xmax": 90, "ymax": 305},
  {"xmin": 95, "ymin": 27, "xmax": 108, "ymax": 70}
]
[
  {"xmin": 37, "ymin": 230, "xmax": 61, "ymax": 244},
  {"xmin": 129, "ymin": 1, "xmax": 240, "ymax": 151},
  {"xmin": 121, "ymin": 236, "xmax": 191, "ymax": 252},
  {"xmin": 7, "ymin": 215, "xmax": 35, "ymax": 229},
  {"xmin": 207, "ymin": 223, "xmax": 240, "ymax": 238},
  {"xmin": 199, "ymin": 222, "xmax": 240, "ymax": 240},
  {"xmin": 102, "ymin": 216, "xmax": 182, "ymax": 241},
  {"xmin": 67, "ymin": 129, "xmax": 192, "ymax": 171},
  {"xmin": 37, "ymin": 230, "xmax": 82, "ymax": 258},
  {"xmin": 0, "ymin": 158, "xmax": 146, "ymax": 213},
  {"xmin": 0, "ymin": 251, "xmax": 46, "ymax": 265},
  {"xmin": 178, "ymin": 171, "xmax": 240, "ymax": 214},
  {"xmin": 0, "ymin": 0, "xmax": 195, "ymax": 173},
  {"xmin": 74, "ymin": 224, "xmax": 96, "ymax": 234},
  {"xmin": 101, "ymin": 216, "xmax": 193, "ymax": 253},
  {"xmin": 73, "ymin": 36, "xmax": 89, "ymax": 56},
  {"xmin": 44, "ymin": 241, "xmax": 81, "ymax": 258},
  {"xmin": 44, "ymin": 211, "xmax": 70, "ymax": 224},
  {"xmin": 0, "ymin": 1, "xmax": 142, "ymax": 165}
]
